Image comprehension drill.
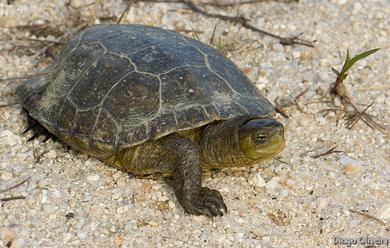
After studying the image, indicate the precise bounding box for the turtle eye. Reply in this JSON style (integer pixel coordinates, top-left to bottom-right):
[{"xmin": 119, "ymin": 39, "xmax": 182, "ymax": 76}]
[{"xmin": 252, "ymin": 131, "xmax": 268, "ymax": 144}]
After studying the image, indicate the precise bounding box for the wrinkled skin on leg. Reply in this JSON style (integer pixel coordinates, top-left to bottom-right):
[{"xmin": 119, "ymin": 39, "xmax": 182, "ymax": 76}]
[{"xmin": 160, "ymin": 134, "xmax": 227, "ymax": 217}]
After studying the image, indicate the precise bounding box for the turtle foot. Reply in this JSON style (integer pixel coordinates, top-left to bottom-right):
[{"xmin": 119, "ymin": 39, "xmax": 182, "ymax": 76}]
[{"xmin": 183, "ymin": 187, "xmax": 227, "ymax": 218}]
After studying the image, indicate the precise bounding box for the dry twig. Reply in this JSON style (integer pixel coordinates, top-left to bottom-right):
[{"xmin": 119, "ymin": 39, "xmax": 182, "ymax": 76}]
[
  {"xmin": 349, "ymin": 209, "xmax": 386, "ymax": 226},
  {"xmin": 0, "ymin": 177, "xmax": 30, "ymax": 194},
  {"xmin": 0, "ymin": 196, "xmax": 26, "ymax": 202},
  {"xmin": 273, "ymin": 157, "xmax": 291, "ymax": 165},
  {"xmin": 117, "ymin": 0, "xmax": 134, "ymax": 23},
  {"xmin": 310, "ymin": 146, "xmax": 343, "ymax": 159},
  {"xmin": 0, "ymin": 177, "xmax": 29, "ymax": 203},
  {"xmin": 135, "ymin": 0, "xmax": 314, "ymax": 47},
  {"xmin": 200, "ymin": 0, "xmax": 298, "ymax": 7},
  {"xmin": 274, "ymin": 87, "xmax": 309, "ymax": 118}
]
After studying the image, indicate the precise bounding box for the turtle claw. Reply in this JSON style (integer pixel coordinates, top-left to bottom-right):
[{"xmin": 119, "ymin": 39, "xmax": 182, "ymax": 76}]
[
  {"xmin": 22, "ymin": 110, "xmax": 55, "ymax": 142},
  {"xmin": 184, "ymin": 187, "xmax": 227, "ymax": 218}
]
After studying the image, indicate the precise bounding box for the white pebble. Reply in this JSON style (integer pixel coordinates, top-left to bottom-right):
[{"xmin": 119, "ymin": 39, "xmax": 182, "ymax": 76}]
[
  {"xmin": 41, "ymin": 189, "xmax": 48, "ymax": 203},
  {"xmin": 1, "ymin": 171, "xmax": 13, "ymax": 180},
  {"xmin": 87, "ymin": 174, "xmax": 100, "ymax": 182},
  {"xmin": 305, "ymin": 185, "xmax": 313, "ymax": 191},
  {"xmin": 339, "ymin": 155, "xmax": 363, "ymax": 166},
  {"xmin": 266, "ymin": 177, "xmax": 280, "ymax": 192},
  {"xmin": 292, "ymin": 51, "xmax": 301, "ymax": 59},
  {"xmin": 77, "ymin": 232, "xmax": 87, "ymax": 240},
  {"xmin": 247, "ymin": 173, "xmax": 266, "ymax": 188},
  {"xmin": 152, "ymin": 184, "xmax": 162, "ymax": 190},
  {"xmin": 281, "ymin": 189, "xmax": 289, "ymax": 198},
  {"xmin": 45, "ymin": 150, "xmax": 57, "ymax": 159},
  {"xmin": 377, "ymin": 204, "xmax": 390, "ymax": 221},
  {"xmin": 0, "ymin": 130, "xmax": 22, "ymax": 147},
  {"xmin": 63, "ymin": 233, "xmax": 72, "ymax": 243},
  {"xmin": 12, "ymin": 238, "xmax": 26, "ymax": 248},
  {"xmin": 124, "ymin": 223, "xmax": 133, "ymax": 232},
  {"xmin": 148, "ymin": 221, "xmax": 159, "ymax": 227},
  {"xmin": 159, "ymin": 195, "xmax": 169, "ymax": 201}
]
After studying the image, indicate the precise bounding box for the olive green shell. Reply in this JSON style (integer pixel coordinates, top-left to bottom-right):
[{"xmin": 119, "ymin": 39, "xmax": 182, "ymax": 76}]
[{"xmin": 18, "ymin": 24, "xmax": 274, "ymax": 153}]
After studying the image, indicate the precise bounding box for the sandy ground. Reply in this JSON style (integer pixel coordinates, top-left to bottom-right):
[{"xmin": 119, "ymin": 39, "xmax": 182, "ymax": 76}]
[{"xmin": 0, "ymin": 0, "xmax": 389, "ymax": 247}]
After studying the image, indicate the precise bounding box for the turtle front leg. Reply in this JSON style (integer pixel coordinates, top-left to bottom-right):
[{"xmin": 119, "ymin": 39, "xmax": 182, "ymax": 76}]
[{"xmin": 160, "ymin": 133, "xmax": 227, "ymax": 217}]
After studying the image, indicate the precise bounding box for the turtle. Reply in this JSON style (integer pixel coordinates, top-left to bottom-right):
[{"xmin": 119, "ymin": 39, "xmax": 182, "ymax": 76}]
[{"xmin": 17, "ymin": 24, "xmax": 285, "ymax": 217}]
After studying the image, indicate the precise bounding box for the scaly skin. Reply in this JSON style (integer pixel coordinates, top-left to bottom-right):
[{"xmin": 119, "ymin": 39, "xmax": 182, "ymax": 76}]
[{"xmin": 113, "ymin": 115, "xmax": 285, "ymax": 217}]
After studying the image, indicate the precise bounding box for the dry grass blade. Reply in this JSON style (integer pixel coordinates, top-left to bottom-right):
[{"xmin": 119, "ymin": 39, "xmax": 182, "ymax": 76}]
[
  {"xmin": 273, "ymin": 157, "xmax": 291, "ymax": 165},
  {"xmin": 68, "ymin": 1, "xmax": 96, "ymax": 9},
  {"xmin": 0, "ymin": 196, "xmax": 26, "ymax": 202},
  {"xmin": 209, "ymin": 21, "xmax": 219, "ymax": 45},
  {"xmin": 344, "ymin": 103, "xmax": 390, "ymax": 135},
  {"xmin": 310, "ymin": 146, "xmax": 343, "ymax": 158},
  {"xmin": 349, "ymin": 209, "xmax": 386, "ymax": 226},
  {"xmin": 10, "ymin": 23, "xmax": 64, "ymax": 38},
  {"xmin": 199, "ymin": 0, "xmax": 298, "ymax": 7},
  {"xmin": 117, "ymin": 0, "xmax": 134, "ymax": 24},
  {"xmin": 0, "ymin": 177, "xmax": 30, "ymax": 194},
  {"xmin": 20, "ymin": 38, "xmax": 65, "ymax": 45},
  {"xmin": 136, "ymin": 0, "xmax": 314, "ymax": 47},
  {"xmin": 275, "ymin": 87, "xmax": 309, "ymax": 118}
]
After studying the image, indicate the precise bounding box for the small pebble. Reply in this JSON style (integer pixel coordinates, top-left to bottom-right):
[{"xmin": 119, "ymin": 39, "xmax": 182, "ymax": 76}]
[
  {"xmin": 77, "ymin": 232, "xmax": 87, "ymax": 240},
  {"xmin": 152, "ymin": 184, "xmax": 162, "ymax": 190},
  {"xmin": 0, "ymin": 228, "xmax": 17, "ymax": 243},
  {"xmin": 1, "ymin": 171, "xmax": 13, "ymax": 180},
  {"xmin": 247, "ymin": 173, "xmax": 266, "ymax": 188},
  {"xmin": 148, "ymin": 221, "xmax": 159, "ymax": 227},
  {"xmin": 45, "ymin": 150, "xmax": 57, "ymax": 159},
  {"xmin": 65, "ymin": 213, "xmax": 75, "ymax": 220},
  {"xmin": 41, "ymin": 189, "xmax": 48, "ymax": 204},
  {"xmin": 266, "ymin": 177, "xmax": 280, "ymax": 192},
  {"xmin": 1, "ymin": 130, "xmax": 22, "ymax": 147},
  {"xmin": 155, "ymin": 200, "xmax": 170, "ymax": 211},
  {"xmin": 377, "ymin": 204, "xmax": 390, "ymax": 221},
  {"xmin": 11, "ymin": 238, "xmax": 26, "ymax": 248},
  {"xmin": 343, "ymin": 164, "xmax": 361, "ymax": 175},
  {"xmin": 339, "ymin": 155, "xmax": 363, "ymax": 166},
  {"xmin": 87, "ymin": 174, "xmax": 100, "ymax": 182},
  {"xmin": 280, "ymin": 189, "xmax": 289, "ymax": 198}
]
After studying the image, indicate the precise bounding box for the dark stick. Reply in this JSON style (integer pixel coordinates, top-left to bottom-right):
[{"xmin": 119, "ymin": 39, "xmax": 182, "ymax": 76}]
[
  {"xmin": 349, "ymin": 209, "xmax": 386, "ymax": 226},
  {"xmin": 135, "ymin": 0, "xmax": 314, "ymax": 47},
  {"xmin": 275, "ymin": 87, "xmax": 310, "ymax": 118},
  {"xmin": 200, "ymin": 0, "xmax": 298, "ymax": 7},
  {"xmin": 310, "ymin": 146, "xmax": 343, "ymax": 159},
  {"xmin": 0, "ymin": 196, "xmax": 26, "ymax": 202},
  {"xmin": 0, "ymin": 177, "xmax": 30, "ymax": 194},
  {"xmin": 117, "ymin": 0, "xmax": 134, "ymax": 24}
]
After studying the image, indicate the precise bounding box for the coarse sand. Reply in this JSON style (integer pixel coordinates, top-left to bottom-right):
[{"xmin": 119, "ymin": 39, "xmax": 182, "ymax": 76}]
[{"xmin": 0, "ymin": 0, "xmax": 389, "ymax": 247}]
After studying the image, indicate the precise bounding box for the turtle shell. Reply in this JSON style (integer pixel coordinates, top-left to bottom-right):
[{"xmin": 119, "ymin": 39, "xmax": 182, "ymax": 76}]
[{"xmin": 19, "ymin": 24, "xmax": 274, "ymax": 153}]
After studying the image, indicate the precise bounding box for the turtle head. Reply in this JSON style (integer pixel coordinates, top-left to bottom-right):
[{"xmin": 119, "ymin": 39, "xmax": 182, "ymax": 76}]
[{"xmin": 238, "ymin": 118, "xmax": 285, "ymax": 160}]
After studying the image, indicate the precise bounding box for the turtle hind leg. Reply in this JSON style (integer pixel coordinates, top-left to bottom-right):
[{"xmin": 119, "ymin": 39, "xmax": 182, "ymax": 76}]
[
  {"xmin": 21, "ymin": 113, "xmax": 37, "ymax": 134},
  {"xmin": 21, "ymin": 109, "xmax": 56, "ymax": 142}
]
